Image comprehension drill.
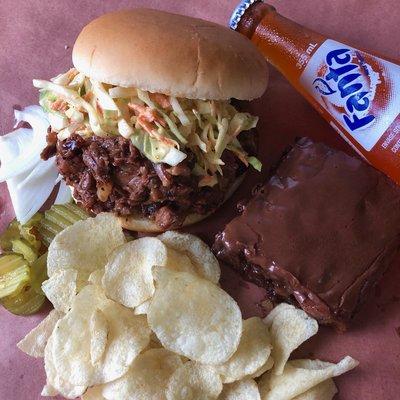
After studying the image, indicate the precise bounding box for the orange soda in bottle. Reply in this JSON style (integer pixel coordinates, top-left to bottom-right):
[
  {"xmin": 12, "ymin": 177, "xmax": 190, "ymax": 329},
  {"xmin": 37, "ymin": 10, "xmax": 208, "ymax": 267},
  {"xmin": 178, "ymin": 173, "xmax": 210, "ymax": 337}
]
[{"xmin": 230, "ymin": 1, "xmax": 400, "ymax": 183}]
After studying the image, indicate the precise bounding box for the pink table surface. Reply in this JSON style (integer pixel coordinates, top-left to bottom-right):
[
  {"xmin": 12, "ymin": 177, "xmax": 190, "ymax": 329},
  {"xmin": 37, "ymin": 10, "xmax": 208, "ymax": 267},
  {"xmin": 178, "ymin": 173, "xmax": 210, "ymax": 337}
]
[{"xmin": 1, "ymin": 1, "xmax": 400, "ymax": 399}]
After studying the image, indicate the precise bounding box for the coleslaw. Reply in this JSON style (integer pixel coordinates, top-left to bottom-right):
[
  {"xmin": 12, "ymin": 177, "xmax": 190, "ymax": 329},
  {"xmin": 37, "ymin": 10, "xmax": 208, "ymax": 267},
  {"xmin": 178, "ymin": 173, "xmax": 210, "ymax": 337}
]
[{"xmin": 33, "ymin": 68, "xmax": 261, "ymax": 187}]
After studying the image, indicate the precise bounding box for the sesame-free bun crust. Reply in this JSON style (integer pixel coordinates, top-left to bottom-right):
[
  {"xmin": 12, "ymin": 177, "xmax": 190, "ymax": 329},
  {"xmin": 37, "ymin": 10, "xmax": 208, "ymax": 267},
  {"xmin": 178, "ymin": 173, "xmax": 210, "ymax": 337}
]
[
  {"xmin": 119, "ymin": 173, "xmax": 246, "ymax": 232},
  {"xmin": 72, "ymin": 9, "xmax": 268, "ymax": 100}
]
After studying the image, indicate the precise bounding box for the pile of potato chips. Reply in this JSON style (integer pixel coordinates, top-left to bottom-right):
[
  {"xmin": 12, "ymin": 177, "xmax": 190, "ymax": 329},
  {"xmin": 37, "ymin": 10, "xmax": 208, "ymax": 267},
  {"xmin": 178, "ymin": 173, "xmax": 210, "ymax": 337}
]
[{"xmin": 17, "ymin": 213, "xmax": 358, "ymax": 399}]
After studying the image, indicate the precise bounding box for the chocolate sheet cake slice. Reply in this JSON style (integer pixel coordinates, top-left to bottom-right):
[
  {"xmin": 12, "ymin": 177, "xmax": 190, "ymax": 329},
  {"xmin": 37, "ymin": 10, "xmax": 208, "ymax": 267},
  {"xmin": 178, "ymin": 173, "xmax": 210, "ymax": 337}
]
[{"xmin": 213, "ymin": 138, "xmax": 400, "ymax": 329}]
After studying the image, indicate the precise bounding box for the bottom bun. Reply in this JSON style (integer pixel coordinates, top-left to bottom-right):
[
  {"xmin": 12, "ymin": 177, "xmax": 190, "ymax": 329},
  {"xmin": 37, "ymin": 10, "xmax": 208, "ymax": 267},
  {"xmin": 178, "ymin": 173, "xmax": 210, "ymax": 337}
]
[{"xmin": 119, "ymin": 173, "xmax": 246, "ymax": 233}]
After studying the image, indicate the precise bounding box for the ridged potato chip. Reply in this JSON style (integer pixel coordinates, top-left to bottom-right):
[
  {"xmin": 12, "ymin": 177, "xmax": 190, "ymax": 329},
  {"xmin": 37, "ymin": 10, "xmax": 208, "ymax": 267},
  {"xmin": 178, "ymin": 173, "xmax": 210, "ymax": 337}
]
[
  {"xmin": 293, "ymin": 379, "xmax": 337, "ymax": 400},
  {"xmin": 158, "ymin": 231, "xmax": 220, "ymax": 283},
  {"xmin": 47, "ymin": 213, "xmax": 125, "ymax": 280},
  {"xmin": 148, "ymin": 268, "xmax": 242, "ymax": 365},
  {"xmin": 41, "ymin": 269, "xmax": 77, "ymax": 313},
  {"xmin": 263, "ymin": 303, "xmax": 318, "ymax": 375},
  {"xmin": 17, "ymin": 309, "xmax": 63, "ymax": 358},
  {"xmin": 44, "ymin": 334, "xmax": 86, "ymax": 399},
  {"xmin": 214, "ymin": 317, "xmax": 271, "ymax": 383},
  {"xmin": 102, "ymin": 238, "xmax": 170, "ymax": 308},
  {"xmin": 220, "ymin": 379, "xmax": 261, "ymax": 400},
  {"xmin": 258, "ymin": 357, "xmax": 358, "ymax": 400},
  {"xmin": 166, "ymin": 361, "xmax": 223, "ymax": 400},
  {"xmin": 102, "ymin": 348, "xmax": 183, "ymax": 400}
]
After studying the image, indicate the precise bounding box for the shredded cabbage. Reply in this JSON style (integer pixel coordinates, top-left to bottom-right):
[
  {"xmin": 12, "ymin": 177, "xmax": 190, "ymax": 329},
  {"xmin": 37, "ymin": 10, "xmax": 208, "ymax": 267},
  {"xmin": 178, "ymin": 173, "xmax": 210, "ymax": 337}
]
[
  {"xmin": 34, "ymin": 68, "xmax": 261, "ymax": 184},
  {"xmin": 170, "ymin": 96, "xmax": 191, "ymax": 126},
  {"xmin": 130, "ymin": 132, "xmax": 186, "ymax": 166},
  {"xmin": 248, "ymin": 156, "xmax": 262, "ymax": 172}
]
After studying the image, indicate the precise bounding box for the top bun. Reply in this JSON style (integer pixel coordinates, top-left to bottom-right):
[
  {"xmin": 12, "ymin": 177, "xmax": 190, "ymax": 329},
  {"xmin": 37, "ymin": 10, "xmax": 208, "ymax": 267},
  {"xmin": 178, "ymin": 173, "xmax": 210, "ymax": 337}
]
[{"xmin": 72, "ymin": 8, "xmax": 268, "ymax": 100}]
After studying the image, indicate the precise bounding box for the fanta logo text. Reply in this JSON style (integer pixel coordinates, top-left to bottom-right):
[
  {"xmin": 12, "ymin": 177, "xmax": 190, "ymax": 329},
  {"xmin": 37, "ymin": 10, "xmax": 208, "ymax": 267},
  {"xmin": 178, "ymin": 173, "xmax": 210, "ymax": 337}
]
[{"xmin": 313, "ymin": 48, "xmax": 375, "ymax": 131}]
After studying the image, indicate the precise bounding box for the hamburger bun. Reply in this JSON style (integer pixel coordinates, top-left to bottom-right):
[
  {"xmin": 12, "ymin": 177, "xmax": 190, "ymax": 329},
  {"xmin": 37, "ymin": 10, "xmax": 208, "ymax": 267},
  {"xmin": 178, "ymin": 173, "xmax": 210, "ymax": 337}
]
[
  {"xmin": 68, "ymin": 9, "xmax": 266, "ymax": 233},
  {"xmin": 72, "ymin": 8, "xmax": 268, "ymax": 100}
]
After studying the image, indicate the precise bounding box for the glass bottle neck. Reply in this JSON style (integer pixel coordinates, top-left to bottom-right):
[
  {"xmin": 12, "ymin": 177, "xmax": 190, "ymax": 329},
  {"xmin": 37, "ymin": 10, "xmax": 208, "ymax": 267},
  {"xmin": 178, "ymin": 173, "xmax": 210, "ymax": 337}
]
[{"xmin": 237, "ymin": 2, "xmax": 326, "ymax": 83}]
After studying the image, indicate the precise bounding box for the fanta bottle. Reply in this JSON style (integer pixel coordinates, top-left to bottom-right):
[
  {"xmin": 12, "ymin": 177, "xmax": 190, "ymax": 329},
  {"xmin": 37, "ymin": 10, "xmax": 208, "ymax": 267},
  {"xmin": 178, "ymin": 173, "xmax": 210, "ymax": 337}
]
[{"xmin": 230, "ymin": 1, "xmax": 400, "ymax": 184}]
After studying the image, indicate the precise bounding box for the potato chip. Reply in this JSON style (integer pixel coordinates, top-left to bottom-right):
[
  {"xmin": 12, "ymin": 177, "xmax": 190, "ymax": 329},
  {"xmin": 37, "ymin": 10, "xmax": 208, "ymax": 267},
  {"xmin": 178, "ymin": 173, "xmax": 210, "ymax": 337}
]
[
  {"xmin": 258, "ymin": 357, "xmax": 358, "ymax": 400},
  {"xmin": 52, "ymin": 307, "xmax": 94, "ymax": 386},
  {"xmin": 250, "ymin": 357, "xmax": 274, "ymax": 379},
  {"xmin": 44, "ymin": 334, "xmax": 87, "ymax": 399},
  {"xmin": 47, "ymin": 213, "xmax": 125, "ymax": 280},
  {"xmin": 41, "ymin": 269, "xmax": 77, "ymax": 313},
  {"xmin": 52, "ymin": 285, "xmax": 151, "ymax": 386},
  {"xmin": 81, "ymin": 385, "xmax": 107, "ymax": 400},
  {"xmin": 71, "ymin": 284, "xmax": 108, "ymax": 313},
  {"xmin": 102, "ymin": 238, "xmax": 170, "ymax": 308},
  {"xmin": 98, "ymin": 305, "xmax": 150, "ymax": 383},
  {"xmin": 90, "ymin": 309, "xmax": 109, "ymax": 365},
  {"xmin": 148, "ymin": 268, "xmax": 242, "ymax": 365},
  {"xmin": 147, "ymin": 331, "xmax": 163, "ymax": 349},
  {"xmin": 17, "ymin": 309, "xmax": 63, "ymax": 358},
  {"xmin": 214, "ymin": 317, "xmax": 271, "ymax": 383},
  {"xmin": 41, "ymin": 383, "xmax": 58, "ymax": 397},
  {"xmin": 220, "ymin": 379, "xmax": 261, "ymax": 400},
  {"xmin": 263, "ymin": 303, "xmax": 318, "ymax": 375},
  {"xmin": 166, "ymin": 248, "xmax": 199, "ymax": 276},
  {"xmin": 166, "ymin": 361, "xmax": 223, "ymax": 400},
  {"xmin": 102, "ymin": 348, "xmax": 183, "ymax": 400},
  {"xmin": 134, "ymin": 299, "xmax": 151, "ymax": 315},
  {"xmin": 158, "ymin": 231, "xmax": 220, "ymax": 283},
  {"xmin": 293, "ymin": 379, "xmax": 337, "ymax": 400},
  {"xmin": 88, "ymin": 268, "xmax": 105, "ymax": 286}
]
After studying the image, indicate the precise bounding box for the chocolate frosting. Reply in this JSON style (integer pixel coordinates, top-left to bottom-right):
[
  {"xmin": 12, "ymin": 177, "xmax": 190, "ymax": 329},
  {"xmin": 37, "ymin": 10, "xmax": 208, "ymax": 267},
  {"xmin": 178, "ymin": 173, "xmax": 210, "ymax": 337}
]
[{"xmin": 214, "ymin": 138, "xmax": 400, "ymax": 328}]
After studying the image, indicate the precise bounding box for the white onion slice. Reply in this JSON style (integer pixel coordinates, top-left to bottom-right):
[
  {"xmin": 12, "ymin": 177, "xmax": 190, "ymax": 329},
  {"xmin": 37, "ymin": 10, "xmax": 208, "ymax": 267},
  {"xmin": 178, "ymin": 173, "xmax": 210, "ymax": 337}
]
[
  {"xmin": 0, "ymin": 106, "xmax": 49, "ymax": 181},
  {"xmin": 0, "ymin": 128, "xmax": 33, "ymax": 162},
  {"xmin": 1, "ymin": 105, "xmax": 70, "ymax": 223},
  {"xmin": 7, "ymin": 158, "xmax": 59, "ymax": 223}
]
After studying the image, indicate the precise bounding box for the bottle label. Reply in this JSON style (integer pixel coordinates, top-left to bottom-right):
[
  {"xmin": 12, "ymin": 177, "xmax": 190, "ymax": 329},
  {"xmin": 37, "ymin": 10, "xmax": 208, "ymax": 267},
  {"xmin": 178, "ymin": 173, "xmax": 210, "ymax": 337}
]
[{"xmin": 300, "ymin": 39, "xmax": 400, "ymax": 151}]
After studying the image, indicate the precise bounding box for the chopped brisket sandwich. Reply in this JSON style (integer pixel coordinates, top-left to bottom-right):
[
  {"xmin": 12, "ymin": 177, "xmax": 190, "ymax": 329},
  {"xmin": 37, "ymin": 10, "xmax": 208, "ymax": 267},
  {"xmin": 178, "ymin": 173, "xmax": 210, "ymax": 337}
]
[
  {"xmin": 36, "ymin": 9, "xmax": 268, "ymax": 232},
  {"xmin": 213, "ymin": 138, "xmax": 400, "ymax": 330}
]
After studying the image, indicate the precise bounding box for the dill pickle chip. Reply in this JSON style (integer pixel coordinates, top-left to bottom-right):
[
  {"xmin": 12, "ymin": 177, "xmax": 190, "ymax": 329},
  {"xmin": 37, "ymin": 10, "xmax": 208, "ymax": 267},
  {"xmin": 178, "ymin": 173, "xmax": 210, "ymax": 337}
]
[
  {"xmin": 38, "ymin": 204, "xmax": 89, "ymax": 247},
  {"xmin": 31, "ymin": 253, "xmax": 49, "ymax": 295},
  {"xmin": 1, "ymin": 285, "xmax": 46, "ymax": 315},
  {"xmin": 1, "ymin": 216, "xmax": 42, "ymax": 254},
  {"xmin": 0, "ymin": 254, "xmax": 30, "ymax": 298},
  {"xmin": 11, "ymin": 239, "xmax": 38, "ymax": 264},
  {"xmin": 0, "ymin": 220, "xmax": 21, "ymax": 251}
]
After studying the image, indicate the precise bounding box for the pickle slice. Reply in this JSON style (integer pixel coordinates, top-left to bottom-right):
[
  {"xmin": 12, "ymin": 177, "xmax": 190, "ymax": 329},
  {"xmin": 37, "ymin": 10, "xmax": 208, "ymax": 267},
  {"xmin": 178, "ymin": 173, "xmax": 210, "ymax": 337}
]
[
  {"xmin": 0, "ymin": 254, "xmax": 30, "ymax": 298},
  {"xmin": 0, "ymin": 216, "xmax": 42, "ymax": 257},
  {"xmin": 1, "ymin": 285, "xmax": 46, "ymax": 316},
  {"xmin": 38, "ymin": 204, "xmax": 89, "ymax": 247},
  {"xmin": 11, "ymin": 239, "xmax": 38, "ymax": 264},
  {"xmin": 0, "ymin": 220, "xmax": 20, "ymax": 251},
  {"xmin": 31, "ymin": 253, "xmax": 48, "ymax": 295}
]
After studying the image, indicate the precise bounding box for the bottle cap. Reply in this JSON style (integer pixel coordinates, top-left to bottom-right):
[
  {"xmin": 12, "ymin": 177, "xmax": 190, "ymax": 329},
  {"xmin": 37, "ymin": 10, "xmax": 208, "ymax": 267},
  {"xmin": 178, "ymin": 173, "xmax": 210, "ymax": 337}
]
[{"xmin": 229, "ymin": 0, "xmax": 259, "ymax": 30}]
